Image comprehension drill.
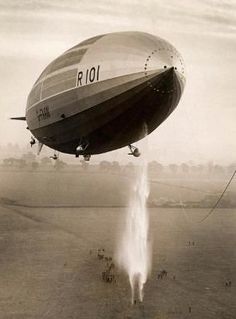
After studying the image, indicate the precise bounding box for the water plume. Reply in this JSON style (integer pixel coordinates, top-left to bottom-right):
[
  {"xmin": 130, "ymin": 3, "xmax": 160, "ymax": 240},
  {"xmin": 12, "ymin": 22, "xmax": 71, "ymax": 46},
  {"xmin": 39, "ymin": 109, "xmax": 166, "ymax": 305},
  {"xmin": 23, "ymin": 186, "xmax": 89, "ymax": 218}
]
[{"xmin": 116, "ymin": 137, "xmax": 151, "ymax": 303}]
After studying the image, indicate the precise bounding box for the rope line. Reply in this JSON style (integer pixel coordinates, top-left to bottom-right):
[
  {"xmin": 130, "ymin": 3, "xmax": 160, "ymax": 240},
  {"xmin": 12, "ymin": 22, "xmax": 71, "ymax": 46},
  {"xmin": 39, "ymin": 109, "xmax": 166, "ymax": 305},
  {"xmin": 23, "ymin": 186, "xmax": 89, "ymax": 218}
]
[{"xmin": 199, "ymin": 170, "xmax": 236, "ymax": 223}]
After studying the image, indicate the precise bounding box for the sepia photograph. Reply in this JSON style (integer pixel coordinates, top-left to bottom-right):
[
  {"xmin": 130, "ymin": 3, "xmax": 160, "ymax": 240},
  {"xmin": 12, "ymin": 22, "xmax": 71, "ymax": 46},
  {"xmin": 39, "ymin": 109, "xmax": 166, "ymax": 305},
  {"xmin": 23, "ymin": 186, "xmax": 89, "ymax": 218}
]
[{"xmin": 0, "ymin": 1, "xmax": 236, "ymax": 318}]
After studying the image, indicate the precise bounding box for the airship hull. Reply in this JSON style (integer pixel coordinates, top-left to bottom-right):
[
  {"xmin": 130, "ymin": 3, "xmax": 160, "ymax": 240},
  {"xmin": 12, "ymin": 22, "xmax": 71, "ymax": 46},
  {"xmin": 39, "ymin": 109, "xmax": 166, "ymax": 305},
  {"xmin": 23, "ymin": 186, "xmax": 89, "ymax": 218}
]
[{"xmin": 25, "ymin": 31, "xmax": 185, "ymax": 156}]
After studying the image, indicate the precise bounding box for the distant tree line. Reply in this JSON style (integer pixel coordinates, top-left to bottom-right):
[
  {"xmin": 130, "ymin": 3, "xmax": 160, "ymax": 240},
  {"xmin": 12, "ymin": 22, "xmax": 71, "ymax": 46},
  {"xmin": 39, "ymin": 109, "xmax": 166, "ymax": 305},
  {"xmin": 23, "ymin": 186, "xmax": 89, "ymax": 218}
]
[{"xmin": 1, "ymin": 153, "xmax": 235, "ymax": 177}]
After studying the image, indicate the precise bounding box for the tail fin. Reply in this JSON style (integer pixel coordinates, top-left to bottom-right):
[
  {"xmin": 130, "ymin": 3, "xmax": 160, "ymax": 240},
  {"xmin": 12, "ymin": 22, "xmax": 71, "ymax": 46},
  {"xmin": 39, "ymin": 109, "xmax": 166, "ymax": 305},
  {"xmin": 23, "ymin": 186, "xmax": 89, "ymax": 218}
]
[{"xmin": 10, "ymin": 117, "xmax": 26, "ymax": 121}]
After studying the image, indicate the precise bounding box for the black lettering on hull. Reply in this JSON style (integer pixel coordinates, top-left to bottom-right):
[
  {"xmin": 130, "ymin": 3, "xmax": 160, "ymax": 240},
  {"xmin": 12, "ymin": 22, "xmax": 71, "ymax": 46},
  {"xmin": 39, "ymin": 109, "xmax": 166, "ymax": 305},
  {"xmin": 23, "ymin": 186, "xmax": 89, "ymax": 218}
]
[
  {"xmin": 77, "ymin": 71, "xmax": 83, "ymax": 86},
  {"xmin": 77, "ymin": 65, "xmax": 100, "ymax": 86},
  {"xmin": 36, "ymin": 106, "xmax": 51, "ymax": 122}
]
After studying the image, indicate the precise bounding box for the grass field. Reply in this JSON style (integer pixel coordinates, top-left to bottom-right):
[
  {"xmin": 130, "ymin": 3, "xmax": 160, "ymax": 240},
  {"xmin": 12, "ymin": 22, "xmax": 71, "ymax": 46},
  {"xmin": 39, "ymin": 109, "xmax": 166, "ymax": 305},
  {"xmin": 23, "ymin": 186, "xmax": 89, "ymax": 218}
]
[
  {"xmin": 0, "ymin": 170, "xmax": 235, "ymax": 207},
  {"xmin": 0, "ymin": 171, "xmax": 235, "ymax": 318}
]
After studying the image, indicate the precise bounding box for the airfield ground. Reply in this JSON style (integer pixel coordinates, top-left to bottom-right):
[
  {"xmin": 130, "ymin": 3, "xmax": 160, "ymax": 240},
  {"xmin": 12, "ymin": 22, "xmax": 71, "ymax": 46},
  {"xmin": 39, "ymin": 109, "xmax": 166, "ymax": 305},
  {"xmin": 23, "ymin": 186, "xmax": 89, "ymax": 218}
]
[{"xmin": 0, "ymin": 170, "xmax": 235, "ymax": 319}]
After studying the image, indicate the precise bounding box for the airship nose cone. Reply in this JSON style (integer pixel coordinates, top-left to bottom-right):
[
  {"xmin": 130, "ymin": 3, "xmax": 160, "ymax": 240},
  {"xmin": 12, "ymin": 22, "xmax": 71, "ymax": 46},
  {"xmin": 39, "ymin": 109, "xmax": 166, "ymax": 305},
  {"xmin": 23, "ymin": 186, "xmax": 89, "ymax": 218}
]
[
  {"xmin": 146, "ymin": 66, "xmax": 183, "ymax": 98},
  {"xmin": 143, "ymin": 45, "xmax": 186, "ymax": 91}
]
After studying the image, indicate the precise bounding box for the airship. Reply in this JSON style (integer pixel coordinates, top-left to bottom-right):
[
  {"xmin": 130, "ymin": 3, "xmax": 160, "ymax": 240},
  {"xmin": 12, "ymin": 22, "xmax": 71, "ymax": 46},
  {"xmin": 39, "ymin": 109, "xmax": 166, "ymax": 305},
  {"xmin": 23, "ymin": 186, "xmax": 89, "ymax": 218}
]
[{"xmin": 12, "ymin": 31, "xmax": 186, "ymax": 160}]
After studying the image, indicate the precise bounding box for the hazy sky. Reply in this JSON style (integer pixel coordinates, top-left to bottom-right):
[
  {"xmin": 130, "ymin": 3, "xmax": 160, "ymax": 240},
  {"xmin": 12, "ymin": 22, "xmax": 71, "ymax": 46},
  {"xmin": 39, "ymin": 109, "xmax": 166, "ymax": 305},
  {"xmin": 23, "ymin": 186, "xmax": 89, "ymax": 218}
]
[{"xmin": 0, "ymin": 0, "xmax": 236, "ymax": 164}]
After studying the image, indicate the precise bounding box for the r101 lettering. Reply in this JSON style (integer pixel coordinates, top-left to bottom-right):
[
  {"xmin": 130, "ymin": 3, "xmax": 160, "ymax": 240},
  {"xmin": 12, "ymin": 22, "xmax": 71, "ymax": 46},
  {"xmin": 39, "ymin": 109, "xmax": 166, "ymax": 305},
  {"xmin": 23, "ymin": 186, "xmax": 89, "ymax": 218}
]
[{"xmin": 77, "ymin": 65, "xmax": 100, "ymax": 87}]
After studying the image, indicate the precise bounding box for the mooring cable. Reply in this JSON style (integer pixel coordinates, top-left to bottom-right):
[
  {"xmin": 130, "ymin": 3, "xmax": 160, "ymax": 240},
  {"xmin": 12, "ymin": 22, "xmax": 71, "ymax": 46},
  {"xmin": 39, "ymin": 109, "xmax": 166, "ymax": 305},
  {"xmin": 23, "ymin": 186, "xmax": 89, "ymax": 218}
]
[{"xmin": 199, "ymin": 169, "xmax": 236, "ymax": 223}]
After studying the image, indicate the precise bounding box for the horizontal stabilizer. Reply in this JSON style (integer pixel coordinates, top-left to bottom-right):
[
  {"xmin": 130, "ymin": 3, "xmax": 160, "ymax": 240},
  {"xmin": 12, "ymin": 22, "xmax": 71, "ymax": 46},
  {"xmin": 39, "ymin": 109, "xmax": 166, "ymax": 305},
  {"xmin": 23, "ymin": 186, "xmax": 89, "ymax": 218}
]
[{"xmin": 10, "ymin": 116, "xmax": 26, "ymax": 121}]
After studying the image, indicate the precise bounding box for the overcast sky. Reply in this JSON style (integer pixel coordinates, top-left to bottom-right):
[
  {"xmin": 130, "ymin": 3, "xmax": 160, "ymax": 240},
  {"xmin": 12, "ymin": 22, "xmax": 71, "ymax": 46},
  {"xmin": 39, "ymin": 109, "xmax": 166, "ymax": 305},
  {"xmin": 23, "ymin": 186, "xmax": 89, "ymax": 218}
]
[{"xmin": 0, "ymin": 0, "xmax": 235, "ymax": 164}]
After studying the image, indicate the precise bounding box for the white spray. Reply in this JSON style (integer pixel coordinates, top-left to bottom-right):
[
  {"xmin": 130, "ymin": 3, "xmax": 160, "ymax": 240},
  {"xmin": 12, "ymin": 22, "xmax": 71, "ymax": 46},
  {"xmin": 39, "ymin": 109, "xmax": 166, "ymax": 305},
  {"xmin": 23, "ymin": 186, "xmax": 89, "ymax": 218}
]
[{"xmin": 116, "ymin": 139, "xmax": 151, "ymax": 303}]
